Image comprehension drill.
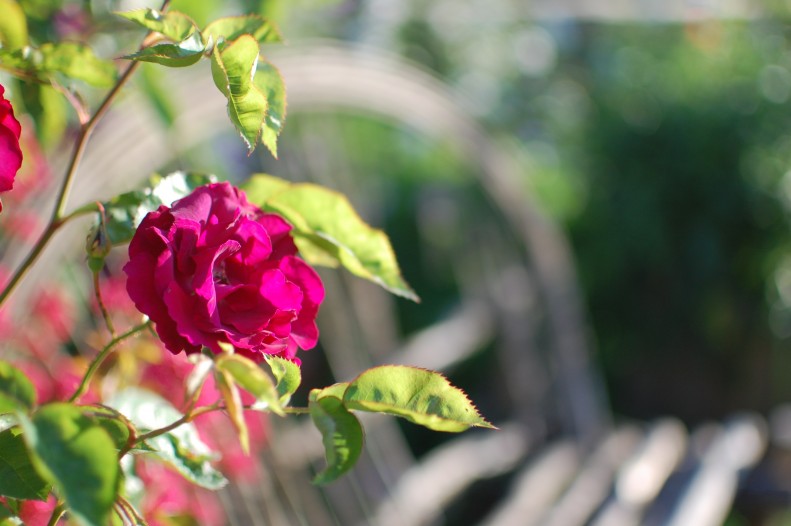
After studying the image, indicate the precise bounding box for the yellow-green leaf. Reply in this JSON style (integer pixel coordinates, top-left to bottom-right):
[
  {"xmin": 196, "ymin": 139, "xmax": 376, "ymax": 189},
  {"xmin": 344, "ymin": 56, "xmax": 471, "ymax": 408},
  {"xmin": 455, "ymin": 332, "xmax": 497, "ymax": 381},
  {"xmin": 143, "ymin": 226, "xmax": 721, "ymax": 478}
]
[
  {"xmin": 253, "ymin": 61, "xmax": 287, "ymax": 158},
  {"xmin": 217, "ymin": 354, "xmax": 284, "ymax": 415},
  {"xmin": 309, "ymin": 388, "xmax": 363, "ymax": 485},
  {"xmin": 117, "ymin": 8, "xmax": 198, "ymax": 42},
  {"xmin": 264, "ymin": 355, "xmax": 301, "ymax": 405},
  {"xmin": 0, "ymin": 0, "xmax": 27, "ymax": 50},
  {"xmin": 123, "ymin": 33, "xmax": 205, "ymax": 68},
  {"xmin": 243, "ymin": 174, "xmax": 418, "ymax": 301},
  {"xmin": 343, "ymin": 365, "xmax": 494, "ymax": 432},
  {"xmin": 211, "ymin": 36, "xmax": 268, "ymax": 152},
  {"xmin": 203, "ymin": 14, "xmax": 282, "ymax": 46}
]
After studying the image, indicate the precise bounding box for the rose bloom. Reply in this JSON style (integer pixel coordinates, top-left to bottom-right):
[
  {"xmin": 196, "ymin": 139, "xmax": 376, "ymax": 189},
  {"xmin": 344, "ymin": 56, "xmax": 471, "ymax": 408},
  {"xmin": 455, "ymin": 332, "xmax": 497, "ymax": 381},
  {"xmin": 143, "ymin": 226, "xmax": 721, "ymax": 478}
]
[
  {"xmin": 124, "ymin": 182, "xmax": 324, "ymax": 363},
  {"xmin": 0, "ymin": 84, "xmax": 22, "ymax": 195}
]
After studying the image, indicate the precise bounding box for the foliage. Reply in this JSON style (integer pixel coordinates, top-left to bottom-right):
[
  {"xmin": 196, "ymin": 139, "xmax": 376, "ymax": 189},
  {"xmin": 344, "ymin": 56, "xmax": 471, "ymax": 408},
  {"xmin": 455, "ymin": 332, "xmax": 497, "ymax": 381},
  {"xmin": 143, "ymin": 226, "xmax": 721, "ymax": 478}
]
[{"xmin": 0, "ymin": 2, "xmax": 491, "ymax": 525}]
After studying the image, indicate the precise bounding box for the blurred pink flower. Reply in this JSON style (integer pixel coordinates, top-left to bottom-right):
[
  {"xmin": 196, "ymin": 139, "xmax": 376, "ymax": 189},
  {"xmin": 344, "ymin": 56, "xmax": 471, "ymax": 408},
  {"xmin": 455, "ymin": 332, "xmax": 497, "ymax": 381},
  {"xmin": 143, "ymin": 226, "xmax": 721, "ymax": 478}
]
[{"xmin": 136, "ymin": 458, "xmax": 224, "ymax": 526}]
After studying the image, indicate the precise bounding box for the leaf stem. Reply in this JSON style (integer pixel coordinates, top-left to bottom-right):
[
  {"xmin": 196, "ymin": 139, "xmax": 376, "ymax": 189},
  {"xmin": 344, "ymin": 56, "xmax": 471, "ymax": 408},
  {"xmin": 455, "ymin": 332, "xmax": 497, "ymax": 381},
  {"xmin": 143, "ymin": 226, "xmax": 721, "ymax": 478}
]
[
  {"xmin": 0, "ymin": 0, "xmax": 173, "ymax": 309},
  {"xmin": 93, "ymin": 270, "xmax": 116, "ymax": 337},
  {"xmin": 130, "ymin": 403, "xmax": 220, "ymax": 449},
  {"xmin": 46, "ymin": 502, "xmax": 65, "ymax": 526},
  {"xmin": 68, "ymin": 321, "xmax": 150, "ymax": 403}
]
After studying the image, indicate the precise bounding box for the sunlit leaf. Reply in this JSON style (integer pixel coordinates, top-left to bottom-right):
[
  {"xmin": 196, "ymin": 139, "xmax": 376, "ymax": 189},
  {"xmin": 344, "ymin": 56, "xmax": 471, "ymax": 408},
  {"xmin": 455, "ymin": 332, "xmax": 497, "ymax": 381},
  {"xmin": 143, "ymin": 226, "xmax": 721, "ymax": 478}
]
[
  {"xmin": 0, "ymin": 361, "xmax": 35, "ymax": 415},
  {"xmin": 0, "ymin": 0, "xmax": 28, "ymax": 50},
  {"xmin": 0, "ymin": 427, "xmax": 50, "ymax": 501},
  {"xmin": 343, "ymin": 366, "xmax": 494, "ymax": 432},
  {"xmin": 217, "ymin": 354, "xmax": 283, "ymax": 415},
  {"xmin": 211, "ymin": 36, "xmax": 267, "ymax": 152},
  {"xmin": 117, "ymin": 8, "xmax": 197, "ymax": 42},
  {"xmin": 0, "ymin": 43, "xmax": 117, "ymax": 87},
  {"xmin": 243, "ymin": 174, "xmax": 419, "ymax": 301},
  {"xmin": 203, "ymin": 14, "xmax": 282, "ymax": 46},
  {"xmin": 254, "ymin": 61, "xmax": 287, "ymax": 158},
  {"xmin": 107, "ymin": 388, "xmax": 227, "ymax": 490},
  {"xmin": 39, "ymin": 43, "xmax": 117, "ymax": 87},
  {"xmin": 123, "ymin": 32, "xmax": 205, "ymax": 68},
  {"xmin": 82, "ymin": 171, "xmax": 214, "ymax": 251},
  {"xmin": 309, "ymin": 388, "xmax": 363, "ymax": 485},
  {"xmin": 264, "ymin": 355, "xmax": 301, "ymax": 405},
  {"xmin": 22, "ymin": 404, "xmax": 119, "ymax": 526}
]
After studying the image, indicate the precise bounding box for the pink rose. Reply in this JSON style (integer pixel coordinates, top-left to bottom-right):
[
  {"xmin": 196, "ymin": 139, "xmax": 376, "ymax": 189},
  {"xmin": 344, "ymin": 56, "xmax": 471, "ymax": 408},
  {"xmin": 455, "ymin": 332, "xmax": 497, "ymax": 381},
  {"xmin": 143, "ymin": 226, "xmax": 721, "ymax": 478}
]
[
  {"xmin": 124, "ymin": 182, "xmax": 324, "ymax": 362},
  {"xmin": 0, "ymin": 84, "xmax": 22, "ymax": 195}
]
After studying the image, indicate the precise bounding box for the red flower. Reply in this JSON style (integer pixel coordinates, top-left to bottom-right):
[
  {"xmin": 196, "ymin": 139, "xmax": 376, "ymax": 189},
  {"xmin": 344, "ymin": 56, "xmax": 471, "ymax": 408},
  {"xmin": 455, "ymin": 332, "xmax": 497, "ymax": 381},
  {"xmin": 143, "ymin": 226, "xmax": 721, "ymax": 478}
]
[
  {"xmin": 0, "ymin": 84, "xmax": 22, "ymax": 195},
  {"xmin": 124, "ymin": 182, "xmax": 324, "ymax": 363}
]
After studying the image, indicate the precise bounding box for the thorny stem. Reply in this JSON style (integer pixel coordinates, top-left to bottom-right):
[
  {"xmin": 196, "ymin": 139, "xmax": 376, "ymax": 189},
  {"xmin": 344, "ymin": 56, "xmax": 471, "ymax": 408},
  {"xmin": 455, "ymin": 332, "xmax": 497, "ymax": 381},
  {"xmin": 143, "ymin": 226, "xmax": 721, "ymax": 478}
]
[
  {"xmin": 68, "ymin": 321, "xmax": 150, "ymax": 403},
  {"xmin": 0, "ymin": 0, "xmax": 173, "ymax": 309}
]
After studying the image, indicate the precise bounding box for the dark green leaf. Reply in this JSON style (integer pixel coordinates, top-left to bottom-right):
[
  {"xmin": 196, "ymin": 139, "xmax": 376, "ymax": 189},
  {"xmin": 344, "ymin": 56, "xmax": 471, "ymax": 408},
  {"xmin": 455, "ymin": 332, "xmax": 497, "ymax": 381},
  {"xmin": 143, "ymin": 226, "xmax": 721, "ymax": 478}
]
[
  {"xmin": 84, "ymin": 171, "xmax": 214, "ymax": 250},
  {"xmin": 343, "ymin": 366, "xmax": 494, "ymax": 432},
  {"xmin": 253, "ymin": 61, "xmax": 287, "ymax": 158},
  {"xmin": 0, "ymin": 361, "xmax": 36, "ymax": 414},
  {"xmin": 203, "ymin": 14, "xmax": 282, "ymax": 46},
  {"xmin": 22, "ymin": 404, "xmax": 120, "ymax": 526},
  {"xmin": 0, "ymin": 0, "xmax": 28, "ymax": 49},
  {"xmin": 211, "ymin": 36, "xmax": 267, "ymax": 152},
  {"xmin": 264, "ymin": 355, "xmax": 301, "ymax": 405},
  {"xmin": 123, "ymin": 33, "xmax": 205, "ymax": 68},
  {"xmin": 243, "ymin": 175, "xmax": 419, "ymax": 301},
  {"xmin": 309, "ymin": 389, "xmax": 363, "ymax": 485},
  {"xmin": 117, "ymin": 8, "xmax": 197, "ymax": 42},
  {"xmin": 107, "ymin": 388, "xmax": 227, "ymax": 490},
  {"xmin": 217, "ymin": 354, "xmax": 283, "ymax": 415},
  {"xmin": 0, "ymin": 427, "xmax": 50, "ymax": 500}
]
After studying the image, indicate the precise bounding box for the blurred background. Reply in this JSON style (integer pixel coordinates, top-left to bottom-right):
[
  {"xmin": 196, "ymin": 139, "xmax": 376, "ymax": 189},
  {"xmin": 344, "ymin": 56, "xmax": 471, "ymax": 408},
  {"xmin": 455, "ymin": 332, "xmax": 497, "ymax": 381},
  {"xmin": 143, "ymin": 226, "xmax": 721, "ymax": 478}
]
[{"xmin": 8, "ymin": 0, "xmax": 791, "ymax": 524}]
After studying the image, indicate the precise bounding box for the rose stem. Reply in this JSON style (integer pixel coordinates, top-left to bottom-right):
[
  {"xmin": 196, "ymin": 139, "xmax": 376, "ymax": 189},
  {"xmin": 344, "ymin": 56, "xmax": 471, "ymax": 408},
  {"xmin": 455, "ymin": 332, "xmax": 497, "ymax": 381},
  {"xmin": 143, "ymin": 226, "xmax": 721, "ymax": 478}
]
[
  {"xmin": 68, "ymin": 321, "xmax": 150, "ymax": 403},
  {"xmin": 0, "ymin": 0, "xmax": 172, "ymax": 309}
]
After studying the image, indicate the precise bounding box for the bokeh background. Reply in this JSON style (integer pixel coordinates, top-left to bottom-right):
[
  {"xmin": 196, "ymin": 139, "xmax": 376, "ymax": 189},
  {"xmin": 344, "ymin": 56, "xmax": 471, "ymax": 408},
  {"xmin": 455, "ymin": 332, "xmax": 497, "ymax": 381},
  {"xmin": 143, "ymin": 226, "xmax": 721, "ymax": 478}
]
[{"xmin": 8, "ymin": 0, "xmax": 791, "ymax": 524}]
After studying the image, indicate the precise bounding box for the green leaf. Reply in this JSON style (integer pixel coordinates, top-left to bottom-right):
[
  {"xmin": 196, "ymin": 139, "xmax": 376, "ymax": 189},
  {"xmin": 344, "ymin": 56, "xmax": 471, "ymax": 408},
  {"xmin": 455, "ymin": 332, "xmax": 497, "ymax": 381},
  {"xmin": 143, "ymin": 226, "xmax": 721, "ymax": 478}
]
[
  {"xmin": 343, "ymin": 366, "xmax": 494, "ymax": 432},
  {"xmin": 216, "ymin": 354, "xmax": 283, "ymax": 415},
  {"xmin": 253, "ymin": 61, "xmax": 287, "ymax": 158},
  {"xmin": 117, "ymin": 8, "xmax": 197, "ymax": 42},
  {"xmin": 211, "ymin": 36, "xmax": 268, "ymax": 152},
  {"xmin": 0, "ymin": 0, "xmax": 28, "ymax": 49},
  {"xmin": 39, "ymin": 43, "xmax": 117, "ymax": 88},
  {"xmin": 20, "ymin": 81, "xmax": 66, "ymax": 148},
  {"xmin": 123, "ymin": 32, "xmax": 205, "ymax": 68},
  {"xmin": 0, "ymin": 43, "xmax": 117, "ymax": 87},
  {"xmin": 0, "ymin": 427, "xmax": 50, "ymax": 501},
  {"xmin": 264, "ymin": 355, "xmax": 301, "ymax": 405},
  {"xmin": 203, "ymin": 14, "xmax": 282, "ymax": 46},
  {"xmin": 83, "ymin": 405, "xmax": 134, "ymax": 451},
  {"xmin": 309, "ymin": 389, "xmax": 363, "ymax": 485},
  {"xmin": 107, "ymin": 388, "xmax": 227, "ymax": 490},
  {"xmin": 84, "ymin": 171, "xmax": 214, "ymax": 250},
  {"xmin": 243, "ymin": 175, "xmax": 419, "ymax": 301},
  {"xmin": 0, "ymin": 361, "xmax": 36, "ymax": 415},
  {"xmin": 22, "ymin": 404, "xmax": 120, "ymax": 526}
]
